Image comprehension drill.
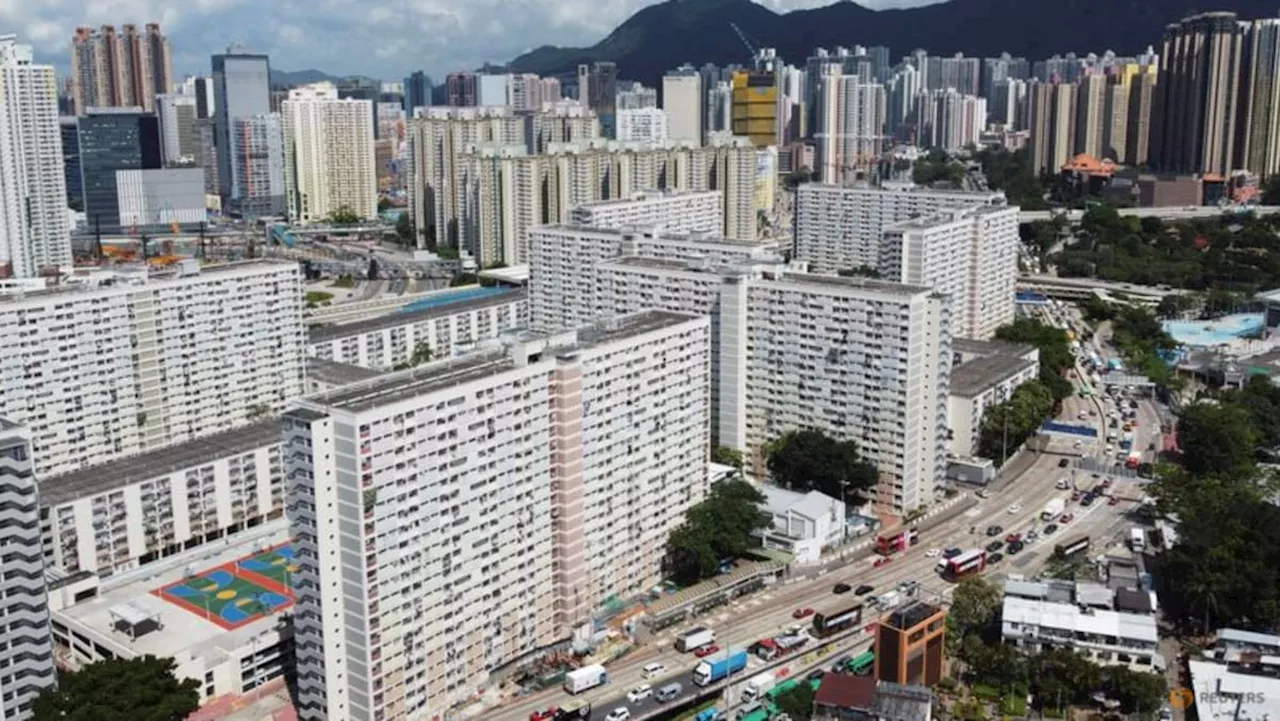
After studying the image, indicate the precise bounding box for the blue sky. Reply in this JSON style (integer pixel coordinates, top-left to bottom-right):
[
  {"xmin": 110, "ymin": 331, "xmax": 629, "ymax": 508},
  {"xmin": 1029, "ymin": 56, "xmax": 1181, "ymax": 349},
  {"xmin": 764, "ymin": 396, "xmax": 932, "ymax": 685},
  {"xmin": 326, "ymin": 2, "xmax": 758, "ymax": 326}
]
[{"xmin": 9, "ymin": 0, "xmax": 943, "ymax": 81}]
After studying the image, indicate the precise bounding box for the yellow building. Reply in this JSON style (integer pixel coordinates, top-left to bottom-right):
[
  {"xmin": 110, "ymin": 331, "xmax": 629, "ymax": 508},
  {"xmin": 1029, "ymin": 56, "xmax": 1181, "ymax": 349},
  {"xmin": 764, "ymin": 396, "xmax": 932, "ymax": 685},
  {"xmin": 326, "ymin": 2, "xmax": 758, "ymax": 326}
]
[{"xmin": 732, "ymin": 71, "xmax": 778, "ymax": 148}]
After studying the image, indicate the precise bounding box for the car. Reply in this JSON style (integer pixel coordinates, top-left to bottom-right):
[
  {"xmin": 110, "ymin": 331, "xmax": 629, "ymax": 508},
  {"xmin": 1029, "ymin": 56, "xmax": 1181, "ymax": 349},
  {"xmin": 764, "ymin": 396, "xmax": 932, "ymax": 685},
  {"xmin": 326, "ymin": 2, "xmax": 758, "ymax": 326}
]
[
  {"xmin": 1058, "ymin": 458, "xmax": 1069, "ymax": 468},
  {"xmin": 1059, "ymin": 513, "xmax": 1074, "ymax": 524},
  {"xmin": 925, "ymin": 548, "xmax": 941, "ymax": 558},
  {"xmin": 1055, "ymin": 479, "xmax": 1071, "ymax": 490},
  {"xmin": 975, "ymin": 489, "xmax": 990, "ymax": 499},
  {"xmin": 530, "ymin": 708, "xmax": 560, "ymax": 721},
  {"xmin": 855, "ymin": 584, "xmax": 875, "ymax": 596},
  {"xmin": 1108, "ymin": 495, "xmax": 1120, "ymax": 506},
  {"xmin": 627, "ymin": 685, "xmax": 652, "ymax": 703},
  {"xmin": 1026, "ymin": 529, "xmax": 1039, "ymax": 541},
  {"xmin": 642, "ymin": 663, "xmax": 667, "ymax": 679},
  {"xmin": 833, "ymin": 582, "xmax": 852, "ymax": 594},
  {"xmin": 986, "ymin": 525, "xmax": 1003, "ymax": 537},
  {"xmin": 1007, "ymin": 542, "xmax": 1024, "ymax": 555},
  {"xmin": 1080, "ymin": 494, "xmax": 1095, "ymax": 507},
  {"xmin": 1043, "ymin": 523, "xmax": 1058, "ymax": 535},
  {"xmin": 1005, "ymin": 532, "xmax": 1022, "ymax": 544},
  {"xmin": 1102, "ymin": 478, "xmax": 1112, "ymax": 488},
  {"xmin": 792, "ymin": 607, "xmax": 814, "ymax": 619},
  {"xmin": 1007, "ymin": 504, "xmax": 1022, "ymax": 515},
  {"xmin": 1071, "ymin": 491, "xmax": 1081, "ymax": 501},
  {"xmin": 943, "ymin": 547, "xmax": 963, "ymax": 558},
  {"xmin": 985, "ymin": 540, "xmax": 1004, "ymax": 553},
  {"xmin": 988, "ymin": 552, "xmax": 1004, "ymax": 564},
  {"xmin": 806, "ymin": 668, "xmax": 826, "ymax": 682},
  {"xmin": 605, "ymin": 708, "xmax": 631, "ymax": 721},
  {"xmin": 874, "ymin": 556, "xmax": 892, "ymax": 568},
  {"xmin": 694, "ymin": 644, "xmax": 720, "ymax": 658}
]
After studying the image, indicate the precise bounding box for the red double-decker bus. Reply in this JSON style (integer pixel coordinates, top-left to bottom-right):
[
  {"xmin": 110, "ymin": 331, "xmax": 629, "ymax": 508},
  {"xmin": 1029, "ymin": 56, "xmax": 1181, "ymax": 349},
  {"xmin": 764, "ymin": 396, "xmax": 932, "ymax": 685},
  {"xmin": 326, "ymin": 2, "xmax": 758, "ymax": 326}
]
[
  {"xmin": 941, "ymin": 549, "xmax": 987, "ymax": 581},
  {"xmin": 876, "ymin": 527, "xmax": 920, "ymax": 555}
]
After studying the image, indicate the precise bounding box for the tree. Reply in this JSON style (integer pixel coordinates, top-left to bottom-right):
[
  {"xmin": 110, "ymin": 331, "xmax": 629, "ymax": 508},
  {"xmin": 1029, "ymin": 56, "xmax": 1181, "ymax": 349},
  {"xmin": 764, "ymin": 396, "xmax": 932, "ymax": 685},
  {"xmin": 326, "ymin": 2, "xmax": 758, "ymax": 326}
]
[
  {"xmin": 1028, "ymin": 648, "xmax": 1101, "ymax": 709},
  {"xmin": 837, "ymin": 265, "xmax": 882, "ymax": 279},
  {"xmin": 377, "ymin": 197, "xmax": 390, "ymax": 211},
  {"xmin": 34, "ymin": 655, "xmax": 200, "ymax": 721},
  {"xmin": 946, "ymin": 577, "xmax": 1003, "ymax": 658},
  {"xmin": 711, "ymin": 446, "xmax": 744, "ymax": 469},
  {"xmin": 1262, "ymin": 174, "xmax": 1280, "ymax": 205},
  {"xmin": 766, "ymin": 429, "xmax": 878, "ymax": 503},
  {"xmin": 782, "ymin": 169, "xmax": 814, "ymax": 190},
  {"xmin": 665, "ymin": 479, "xmax": 771, "ymax": 585},
  {"xmin": 1101, "ymin": 665, "xmax": 1168, "ymax": 713},
  {"xmin": 328, "ymin": 206, "xmax": 360, "ymax": 224},
  {"xmin": 1176, "ymin": 402, "xmax": 1257, "ymax": 478},
  {"xmin": 1155, "ymin": 293, "xmax": 1195, "ymax": 319},
  {"xmin": 976, "ymin": 380, "xmax": 1057, "ymax": 464},
  {"xmin": 395, "ymin": 213, "xmax": 414, "ymax": 245},
  {"xmin": 773, "ymin": 681, "xmax": 816, "ymax": 721},
  {"xmin": 994, "ymin": 320, "xmax": 1074, "ymax": 401}
]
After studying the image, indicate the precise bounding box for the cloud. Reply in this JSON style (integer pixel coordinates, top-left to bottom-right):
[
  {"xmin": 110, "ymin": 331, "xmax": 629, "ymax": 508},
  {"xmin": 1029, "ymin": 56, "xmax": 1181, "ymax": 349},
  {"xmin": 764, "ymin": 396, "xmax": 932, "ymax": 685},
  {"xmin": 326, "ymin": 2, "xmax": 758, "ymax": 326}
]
[{"xmin": 4, "ymin": 0, "xmax": 949, "ymax": 80}]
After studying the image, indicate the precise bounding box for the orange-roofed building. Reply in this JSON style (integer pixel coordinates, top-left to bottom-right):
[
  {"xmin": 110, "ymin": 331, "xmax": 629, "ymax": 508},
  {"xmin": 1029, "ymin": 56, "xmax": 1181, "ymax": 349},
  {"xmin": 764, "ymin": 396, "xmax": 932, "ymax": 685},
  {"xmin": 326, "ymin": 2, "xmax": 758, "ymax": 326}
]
[{"xmin": 1061, "ymin": 153, "xmax": 1117, "ymax": 178}]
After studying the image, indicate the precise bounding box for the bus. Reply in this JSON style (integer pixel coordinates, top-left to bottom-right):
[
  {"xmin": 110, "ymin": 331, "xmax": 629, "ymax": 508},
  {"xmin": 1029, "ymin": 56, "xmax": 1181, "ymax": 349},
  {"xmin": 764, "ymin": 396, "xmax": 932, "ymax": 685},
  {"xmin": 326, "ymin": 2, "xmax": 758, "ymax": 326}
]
[
  {"xmin": 848, "ymin": 650, "xmax": 875, "ymax": 675},
  {"xmin": 1054, "ymin": 535, "xmax": 1090, "ymax": 557},
  {"xmin": 811, "ymin": 601, "xmax": 864, "ymax": 638},
  {"xmin": 941, "ymin": 549, "xmax": 987, "ymax": 581},
  {"xmin": 876, "ymin": 527, "xmax": 920, "ymax": 555}
]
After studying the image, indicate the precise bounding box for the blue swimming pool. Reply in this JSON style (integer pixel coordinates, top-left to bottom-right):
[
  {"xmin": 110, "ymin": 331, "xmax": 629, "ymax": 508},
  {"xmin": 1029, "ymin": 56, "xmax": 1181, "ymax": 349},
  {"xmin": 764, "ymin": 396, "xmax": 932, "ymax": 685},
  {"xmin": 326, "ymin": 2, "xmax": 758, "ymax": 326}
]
[
  {"xmin": 400, "ymin": 286, "xmax": 507, "ymax": 313},
  {"xmin": 1163, "ymin": 313, "xmax": 1265, "ymax": 348}
]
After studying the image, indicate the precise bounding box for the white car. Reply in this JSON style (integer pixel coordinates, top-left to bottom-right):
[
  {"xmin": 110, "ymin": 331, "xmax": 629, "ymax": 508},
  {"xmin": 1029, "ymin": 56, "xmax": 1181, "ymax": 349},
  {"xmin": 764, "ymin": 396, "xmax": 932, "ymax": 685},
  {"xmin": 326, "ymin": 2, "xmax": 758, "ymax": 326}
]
[
  {"xmin": 1007, "ymin": 503, "xmax": 1022, "ymax": 515},
  {"xmin": 641, "ymin": 662, "xmax": 667, "ymax": 679},
  {"xmin": 975, "ymin": 489, "xmax": 990, "ymax": 499},
  {"xmin": 627, "ymin": 684, "xmax": 652, "ymax": 703},
  {"xmin": 925, "ymin": 548, "xmax": 942, "ymax": 558},
  {"xmin": 606, "ymin": 708, "xmax": 631, "ymax": 721}
]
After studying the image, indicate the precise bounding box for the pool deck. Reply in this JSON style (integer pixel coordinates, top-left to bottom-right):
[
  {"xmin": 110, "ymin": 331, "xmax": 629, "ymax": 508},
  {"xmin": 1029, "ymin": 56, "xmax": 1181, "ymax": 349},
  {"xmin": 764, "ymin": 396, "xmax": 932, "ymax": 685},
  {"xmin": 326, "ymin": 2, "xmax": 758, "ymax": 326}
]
[
  {"xmin": 54, "ymin": 524, "xmax": 294, "ymax": 668},
  {"xmin": 1164, "ymin": 314, "xmax": 1265, "ymax": 348}
]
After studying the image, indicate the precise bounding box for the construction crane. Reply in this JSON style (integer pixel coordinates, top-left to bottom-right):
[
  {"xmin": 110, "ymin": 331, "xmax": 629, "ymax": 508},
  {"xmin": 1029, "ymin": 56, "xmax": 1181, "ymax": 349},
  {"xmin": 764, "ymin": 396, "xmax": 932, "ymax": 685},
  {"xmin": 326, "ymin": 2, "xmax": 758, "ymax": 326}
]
[{"xmin": 729, "ymin": 22, "xmax": 757, "ymax": 59}]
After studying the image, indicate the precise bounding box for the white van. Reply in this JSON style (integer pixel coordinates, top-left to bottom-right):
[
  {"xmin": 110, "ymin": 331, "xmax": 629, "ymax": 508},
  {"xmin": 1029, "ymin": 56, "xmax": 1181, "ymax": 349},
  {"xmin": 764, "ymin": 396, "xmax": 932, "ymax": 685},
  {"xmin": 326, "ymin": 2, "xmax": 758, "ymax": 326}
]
[
  {"xmin": 1129, "ymin": 528, "xmax": 1146, "ymax": 551},
  {"xmin": 642, "ymin": 663, "xmax": 667, "ymax": 680}
]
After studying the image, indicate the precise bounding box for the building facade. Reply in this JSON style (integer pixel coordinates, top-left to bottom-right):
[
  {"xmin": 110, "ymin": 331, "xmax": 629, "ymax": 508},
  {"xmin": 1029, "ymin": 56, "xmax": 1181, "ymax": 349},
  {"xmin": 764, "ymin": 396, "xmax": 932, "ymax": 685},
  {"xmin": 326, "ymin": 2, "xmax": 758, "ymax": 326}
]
[
  {"xmin": 76, "ymin": 108, "xmax": 163, "ymax": 233},
  {"xmin": 948, "ymin": 339, "xmax": 1041, "ymax": 457},
  {"xmin": 229, "ymin": 114, "xmax": 287, "ymax": 218},
  {"xmin": 0, "ymin": 420, "xmax": 57, "ymax": 721},
  {"xmin": 282, "ymin": 82, "xmax": 377, "ymax": 222},
  {"xmin": 69, "ymin": 24, "xmax": 173, "ymax": 115},
  {"xmin": 569, "ymin": 190, "xmax": 723, "ymax": 235},
  {"xmin": 155, "ymin": 92, "xmax": 197, "ymax": 165},
  {"xmin": 815, "ymin": 71, "xmax": 886, "ymax": 184},
  {"xmin": 286, "ymin": 310, "xmax": 712, "ymax": 720},
  {"xmin": 0, "ymin": 36, "xmax": 71, "ymax": 278},
  {"xmin": 793, "ymin": 184, "xmax": 1008, "ymax": 275},
  {"xmin": 115, "ymin": 167, "xmax": 206, "ymax": 229},
  {"xmin": 875, "ymin": 603, "xmax": 948, "ymax": 687},
  {"xmin": 615, "ymin": 108, "xmax": 669, "ymax": 143},
  {"xmin": 0, "ymin": 261, "xmax": 304, "ymax": 477},
  {"xmin": 212, "ymin": 46, "xmax": 272, "ymax": 213},
  {"xmin": 662, "ymin": 68, "xmax": 703, "ymax": 143}
]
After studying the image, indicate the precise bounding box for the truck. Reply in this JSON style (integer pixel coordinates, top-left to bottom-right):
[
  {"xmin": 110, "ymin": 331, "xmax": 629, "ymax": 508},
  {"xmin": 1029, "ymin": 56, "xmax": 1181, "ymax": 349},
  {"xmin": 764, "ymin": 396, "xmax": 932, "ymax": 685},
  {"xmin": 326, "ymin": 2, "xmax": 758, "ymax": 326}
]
[
  {"xmin": 1126, "ymin": 451, "xmax": 1142, "ymax": 470},
  {"xmin": 740, "ymin": 672, "xmax": 778, "ymax": 703},
  {"xmin": 553, "ymin": 700, "xmax": 591, "ymax": 721},
  {"xmin": 1041, "ymin": 497, "xmax": 1066, "ymax": 520},
  {"xmin": 693, "ymin": 649, "xmax": 749, "ymax": 686},
  {"xmin": 675, "ymin": 627, "xmax": 716, "ymax": 653},
  {"xmin": 562, "ymin": 664, "xmax": 607, "ymax": 694},
  {"xmin": 876, "ymin": 591, "xmax": 901, "ymax": 610}
]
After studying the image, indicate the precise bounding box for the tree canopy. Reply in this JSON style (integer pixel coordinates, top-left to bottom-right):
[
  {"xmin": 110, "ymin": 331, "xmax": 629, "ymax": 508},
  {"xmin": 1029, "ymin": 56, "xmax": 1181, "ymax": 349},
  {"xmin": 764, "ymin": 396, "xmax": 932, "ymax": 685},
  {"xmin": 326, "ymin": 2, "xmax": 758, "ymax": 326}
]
[
  {"xmin": 711, "ymin": 446, "xmax": 744, "ymax": 469},
  {"xmin": 993, "ymin": 319, "xmax": 1074, "ymax": 401},
  {"xmin": 912, "ymin": 149, "xmax": 966, "ymax": 187},
  {"xmin": 773, "ymin": 681, "xmax": 816, "ymax": 720},
  {"xmin": 33, "ymin": 656, "xmax": 200, "ymax": 721},
  {"xmin": 947, "ymin": 577, "xmax": 1002, "ymax": 655},
  {"xmin": 974, "ymin": 147, "xmax": 1048, "ymax": 210},
  {"xmin": 977, "ymin": 379, "xmax": 1056, "ymax": 464},
  {"xmin": 665, "ymin": 479, "xmax": 771, "ymax": 585},
  {"xmin": 327, "ymin": 206, "xmax": 361, "ymax": 224},
  {"xmin": 766, "ymin": 429, "xmax": 879, "ymax": 503}
]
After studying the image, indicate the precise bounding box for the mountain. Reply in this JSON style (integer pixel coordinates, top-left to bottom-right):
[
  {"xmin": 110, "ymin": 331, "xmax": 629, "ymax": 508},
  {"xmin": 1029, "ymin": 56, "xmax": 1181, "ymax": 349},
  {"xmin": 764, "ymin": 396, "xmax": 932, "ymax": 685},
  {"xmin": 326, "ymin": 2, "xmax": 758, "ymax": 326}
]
[
  {"xmin": 507, "ymin": 0, "xmax": 1279, "ymax": 85},
  {"xmin": 269, "ymin": 68, "xmax": 349, "ymax": 88}
]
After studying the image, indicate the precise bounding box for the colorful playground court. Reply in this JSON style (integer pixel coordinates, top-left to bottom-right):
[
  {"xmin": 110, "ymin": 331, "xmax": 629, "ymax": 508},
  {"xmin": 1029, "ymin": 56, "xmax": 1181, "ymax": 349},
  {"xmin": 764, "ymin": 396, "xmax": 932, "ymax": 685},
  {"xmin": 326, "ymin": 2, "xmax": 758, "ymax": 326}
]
[{"xmin": 153, "ymin": 544, "xmax": 299, "ymax": 630}]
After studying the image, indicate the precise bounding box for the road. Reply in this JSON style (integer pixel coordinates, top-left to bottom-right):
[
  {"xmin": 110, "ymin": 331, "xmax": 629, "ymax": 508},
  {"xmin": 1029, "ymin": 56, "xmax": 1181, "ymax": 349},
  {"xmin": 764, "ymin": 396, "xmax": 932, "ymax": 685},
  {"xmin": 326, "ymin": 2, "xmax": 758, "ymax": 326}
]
[{"xmin": 1018, "ymin": 205, "xmax": 1280, "ymax": 223}]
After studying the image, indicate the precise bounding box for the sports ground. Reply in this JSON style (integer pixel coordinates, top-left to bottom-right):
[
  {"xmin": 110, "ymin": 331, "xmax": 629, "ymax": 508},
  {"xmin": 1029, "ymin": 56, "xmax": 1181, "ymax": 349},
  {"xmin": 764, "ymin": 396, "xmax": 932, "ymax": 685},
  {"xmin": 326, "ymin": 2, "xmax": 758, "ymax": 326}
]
[{"xmin": 152, "ymin": 543, "xmax": 299, "ymax": 630}]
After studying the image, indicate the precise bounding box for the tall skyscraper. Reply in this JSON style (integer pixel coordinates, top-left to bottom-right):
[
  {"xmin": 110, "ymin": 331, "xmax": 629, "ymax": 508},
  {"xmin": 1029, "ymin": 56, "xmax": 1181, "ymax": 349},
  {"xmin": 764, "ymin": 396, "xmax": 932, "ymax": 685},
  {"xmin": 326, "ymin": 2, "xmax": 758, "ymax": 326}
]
[
  {"xmin": 60, "ymin": 117, "xmax": 84, "ymax": 209},
  {"xmin": 1026, "ymin": 81, "xmax": 1077, "ymax": 174},
  {"xmin": 282, "ymin": 82, "xmax": 376, "ymax": 222},
  {"xmin": 663, "ymin": 66, "xmax": 704, "ymax": 143},
  {"xmin": 69, "ymin": 23, "xmax": 172, "ymax": 115},
  {"xmin": 445, "ymin": 71, "xmax": 476, "ymax": 106},
  {"xmin": 403, "ymin": 70, "xmax": 432, "ymax": 114},
  {"xmin": 78, "ymin": 108, "xmax": 162, "ymax": 232},
  {"xmin": 920, "ymin": 88, "xmax": 986, "ymax": 152},
  {"xmin": 229, "ymin": 114, "xmax": 286, "ymax": 218},
  {"xmin": 815, "ymin": 69, "xmax": 886, "ymax": 183},
  {"xmin": 1073, "ymin": 72, "xmax": 1108, "ymax": 159},
  {"xmin": 155, "ymin": 93, "xmax": 197, "ymax": 165},
  {"xmin": 0, "ymin": 36, "xmax": 71, "ymax": 278},
  {"xmin": 1151, "ymin": 12, "xmax": 1246, "ymax": 176},
  {"xmin": 212, "ymin": 45, "xmax": 271, "ymax": 212},
  {"xmin": 580, "ymin": 62, "xmax": 619, "ymax": 137},
  {"xmin": 1239, "ymin": 18, "xmax": 1280, "ymax": 179},
  {"xmin": 0, "ymin": 420, "xmax": 57, "ymax": 721}
]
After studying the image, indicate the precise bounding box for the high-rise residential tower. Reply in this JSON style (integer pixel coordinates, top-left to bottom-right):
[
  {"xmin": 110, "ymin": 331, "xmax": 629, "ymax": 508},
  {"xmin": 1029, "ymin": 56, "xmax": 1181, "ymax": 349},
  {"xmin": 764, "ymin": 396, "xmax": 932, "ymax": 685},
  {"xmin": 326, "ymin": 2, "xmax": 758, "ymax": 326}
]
[
  {"xmin": 0, "ymin": 36, "xmax": 72, "ymax": 278},
  {"xmin": 662, "ymin": 67, "xmax": 703, "ymax": 143},
  {"xmin": 1239, "ymin": 18, "xmax": 1280, "ymax": 179},
  {"xmin": 69, "ymin": 23, "xmax": 172, "ymax": 115},
  {"xmin": 155, "ymin": 92, "xmax": 197, "ymax": 165},
  {"xmin": 402, "ymin": 70, "xmax": 432, "ymax": 115},
  {"xmin": 815, "ymin": 69, "xmax": 886, "ymax": 184},
  {"xmin": 282, "ymin": 82, "xmax": 377, "ymax": 222}
]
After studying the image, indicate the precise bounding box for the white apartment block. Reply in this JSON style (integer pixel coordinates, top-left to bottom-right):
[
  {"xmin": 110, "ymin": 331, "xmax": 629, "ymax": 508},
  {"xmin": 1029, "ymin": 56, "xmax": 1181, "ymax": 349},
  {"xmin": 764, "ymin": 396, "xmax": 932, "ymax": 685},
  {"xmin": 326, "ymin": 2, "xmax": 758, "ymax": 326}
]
[
  {"xmin": 793, "ymin": 183, "xmax": 1009, "ymax": 274},
  {"xmin": 0, "ymin": 36, "xmax": 72, "ymax": 279},
  {"xmin": 948, "ymin": 339, "xmax": 1040, "ymax": 457},
  {"xmin": 156, "ymin": 92, "xmax": 197, "ymax": 165},
  {"xmin": 923, "ymin": 89, "xmax": 987, "ymax": 151},
  {"xmin": 0, "ymin": 420, "xmax": 56, "ymax": 721},
  {"xmin": 308, "ymin": 288, "xmax": 528, "ymax": 370},
  {"xmin": 285, "ymin": 310, "xmax": 711, "ymax": 720},
  {"xmin": 879, "ymin": 205, "xmax": 1020, "ymax": 339},
  {"xmin": 569, "ymin": 190, "xmax": 723, "ymax": 234},
  {"xmin": 283, "ymin": 82, "xmax": 377, "ymax": 222},
  {"xmin": 0, "ymin": 260, "xmax": 304, "ymax": 477},
  {"xmin": 39, "ymin": 419, "xmax": 284, "ymax": 577},
  {"xmin": 593, "ymin": 257, "xmax": 951, "ymax": 513},
  {"xmin": 616, "ymin": 107, "xmax": 668, "ymax": 143},
  {"xmin": 815, "ymin": 72, "xmax": 887, "ymax": 184},
  {"xmin": 528, "ymin": 224, "xmax": 783, "ymax": 332},
  {"xmin": 662, "ymin": 70, "xmax": 703, "ymax": 143}
]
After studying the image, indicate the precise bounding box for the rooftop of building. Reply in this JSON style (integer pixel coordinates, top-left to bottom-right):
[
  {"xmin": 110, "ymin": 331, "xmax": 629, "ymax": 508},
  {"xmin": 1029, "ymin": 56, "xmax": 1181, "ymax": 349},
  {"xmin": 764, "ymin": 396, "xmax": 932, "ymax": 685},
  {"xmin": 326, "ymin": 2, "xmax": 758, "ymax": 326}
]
[
  {"xmin": 886, "ymin": 204, "xmax": 1018, "ymax": 231},
  {"xmin": 885, "ymin": 601, "xmax": 943, "ymax": 630},
  {"xmin": 950, "ymin": 353, "xmax": 1038, "ymax": 397},
  {"xmin": 573, "ymin": 189, "xmax": 722, "ymax": 209},
  {"xmin": 0, "ymin": 260, "xmax": 297, "ymax": 305},
  {"xmin": 1001, "ymin": 595, "xmax": 1159, "ymax": 644},
  {"xmin": 1187, "ymin": 659, "xmax": 1280, "ymax": 721},
  {"xmin": 52, "ymin": 521, "xmax": 292, "ymax": 672},
  {"xmin": 953, "ymin": 337, "xmax": 1036, "ymax": 358},
  {"xmin": 40, "ymin": 419, "xmax": 284, "ymax": 507},
  {"xmin": 759, "ymin": 484, "xmax": 841, "ymax": 521},
  {"xmin": 871, "ymin": 681, "xmax": 934, "ymax": 720},
  {"xmin": 799, "ymin": 182, "xmax": 1007, "ymax": 200},
  {"xmin": 305, "ymin": 358, "xmax": 385, "ymax": 387},
  {"xmin": 307, "ymin": 287, "xmax": 527, "ymax": 343},
  {"xmin": 533, "ymin": 223, "xmax": 768, "ymax": 249},
  {"xmin": 766, "ymin": 270, "xmax": 937, "ymax": 298},
  {"xmin": 303, "ymin": 310, "xmax": 702, "ymax": 414},
  {"xmin": 814, "ymin": 673, "xmax": 876, "ymax": 710}
]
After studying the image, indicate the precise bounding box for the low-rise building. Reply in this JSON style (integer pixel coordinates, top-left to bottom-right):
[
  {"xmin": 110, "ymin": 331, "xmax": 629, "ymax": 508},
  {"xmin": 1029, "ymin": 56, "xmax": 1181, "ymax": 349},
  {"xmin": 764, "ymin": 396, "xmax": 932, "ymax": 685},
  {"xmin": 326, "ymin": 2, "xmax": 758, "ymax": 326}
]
[
  {"xmin": 39, "ymin": 419, "xmax": 285, "ymax": 578},
  {"xmin": 813, "ymin": 674, "xmax": 934, "ymax": 721},
  {"xmin": 307, "ymin": 287, "xmax": 528, "ymax": 370},
  {"xmin": 947, "ymin": 339, "xmax": 1040, "ymax": 457},
  {"xmin": 1187, "ymin": 657, "xmax": 1280, "ymax": 721},
  {"xmin": 1000, "ymin": 579, "xmax": 1162, "ymax": 672},
  {"xmin": 757, "ymin": 485, "xmax": 846, "ymax": 563}
]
